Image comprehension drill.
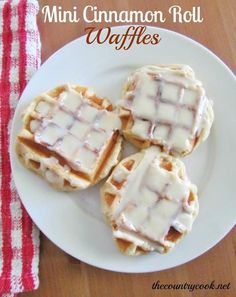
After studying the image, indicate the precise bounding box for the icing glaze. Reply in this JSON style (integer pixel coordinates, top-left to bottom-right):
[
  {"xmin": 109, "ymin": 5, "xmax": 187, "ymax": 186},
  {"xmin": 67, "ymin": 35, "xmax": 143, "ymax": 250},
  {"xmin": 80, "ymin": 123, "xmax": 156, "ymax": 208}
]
[
  {"xmin": 120, "ymin": 65, "xmax": 213, "ymax": 154},
  {"xmin": 110, "ymin": 147, "xmax": 198, "ymax": 249},
  {"xmin": 32, "ymin": 85, "xmax": 121, "ymax": 174}
]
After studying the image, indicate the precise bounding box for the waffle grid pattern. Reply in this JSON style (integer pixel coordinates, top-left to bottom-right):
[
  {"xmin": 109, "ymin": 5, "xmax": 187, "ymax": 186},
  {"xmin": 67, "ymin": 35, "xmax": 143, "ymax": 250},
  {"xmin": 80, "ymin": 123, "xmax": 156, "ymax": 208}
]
[
  {"xmin": 129, "ymin": 74, "xmax": 201, "ymax": 150},
  {"xmin": 31, "ymin": 90, "xmax": 114, "ymax": 173}
]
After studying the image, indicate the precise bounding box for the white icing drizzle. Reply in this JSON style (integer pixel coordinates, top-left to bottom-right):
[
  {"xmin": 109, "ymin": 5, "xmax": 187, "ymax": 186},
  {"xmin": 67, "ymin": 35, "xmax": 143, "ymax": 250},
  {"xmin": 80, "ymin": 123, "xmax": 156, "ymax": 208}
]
[
  {"xmin": 45, "ymin": 169, "xmax": 64, "ymax": 187},
  {"xmin": 120, "ymin": 65, "xmax": 210, "ymax": 154},
  {"xmin": 111, "ymin": 147, "xmax": 198, "ymax": 248},
  {"xmin": 35, "ymin": 101, "xmax": 52, "ymax": 116},
  {"xmin": 32, "ymin": 85, "xmax": 121, "ymax": 174},
  {"xmin": 29, "ymin": 119, "xmax": 40, "ymax": 133}
]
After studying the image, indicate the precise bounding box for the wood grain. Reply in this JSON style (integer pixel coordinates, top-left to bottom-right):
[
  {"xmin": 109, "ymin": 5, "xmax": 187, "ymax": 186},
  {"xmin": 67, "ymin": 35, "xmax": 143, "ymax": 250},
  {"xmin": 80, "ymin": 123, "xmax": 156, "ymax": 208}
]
[{"xmin": 20, "ymin": 0, "xmax": 236, "ymax": 296}]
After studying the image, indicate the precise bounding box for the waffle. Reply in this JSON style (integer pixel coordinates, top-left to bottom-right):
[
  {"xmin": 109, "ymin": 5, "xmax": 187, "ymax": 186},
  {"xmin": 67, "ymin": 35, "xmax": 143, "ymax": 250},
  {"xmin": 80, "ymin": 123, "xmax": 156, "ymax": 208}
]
[
  {"xmin": 16, "ymin": 84, "xmax": 122, "ymax": 191},
  {"xmin": 101, "ymin": 146, "xmax": 199, "ymax": 255},
  {"xmin": 119, "ymin": 65, "xmax": 214, "ymax": 156}
]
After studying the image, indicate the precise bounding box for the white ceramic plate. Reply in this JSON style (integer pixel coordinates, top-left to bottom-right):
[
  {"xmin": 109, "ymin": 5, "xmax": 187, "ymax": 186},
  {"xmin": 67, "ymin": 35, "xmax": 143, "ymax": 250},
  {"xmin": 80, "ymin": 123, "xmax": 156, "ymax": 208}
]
[{"xmin": 10, "ymin": 26, "xmax": 236, "ymax": 273}]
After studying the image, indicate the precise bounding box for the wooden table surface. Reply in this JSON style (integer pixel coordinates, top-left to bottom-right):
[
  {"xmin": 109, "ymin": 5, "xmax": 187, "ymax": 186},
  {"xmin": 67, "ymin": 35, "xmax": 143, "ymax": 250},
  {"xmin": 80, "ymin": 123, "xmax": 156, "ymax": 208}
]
[{"xmin": 21, "ymin": 0, "xmax": 236, "ymax": 296}]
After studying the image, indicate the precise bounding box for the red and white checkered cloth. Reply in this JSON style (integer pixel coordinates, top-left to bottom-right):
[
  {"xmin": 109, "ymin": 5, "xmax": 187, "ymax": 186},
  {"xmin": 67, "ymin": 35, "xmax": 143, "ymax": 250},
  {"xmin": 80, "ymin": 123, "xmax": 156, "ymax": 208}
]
[{"xmin": 0, "ymin": 0, "xmax": 40, "ymax": 296}]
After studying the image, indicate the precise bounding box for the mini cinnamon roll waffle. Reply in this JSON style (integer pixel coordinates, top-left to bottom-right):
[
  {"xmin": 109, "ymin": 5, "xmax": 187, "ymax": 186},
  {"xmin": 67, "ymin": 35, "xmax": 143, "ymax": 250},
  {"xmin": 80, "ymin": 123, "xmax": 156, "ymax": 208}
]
[
  {"xmin": 16, "ymin": 84, "xmax": 122, "ymax": 191},
  {"xmin": 101, "ymin": 146, "xmax": 198, "ymax": 255},
  {"xmin": 119, "ymin": 65, "xmax": 214, "ymax": 156}
]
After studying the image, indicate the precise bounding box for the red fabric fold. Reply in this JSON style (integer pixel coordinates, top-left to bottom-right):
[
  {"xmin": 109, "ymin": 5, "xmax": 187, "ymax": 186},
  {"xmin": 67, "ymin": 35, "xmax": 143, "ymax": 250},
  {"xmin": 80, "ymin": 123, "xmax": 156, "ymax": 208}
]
[{"xmin": 0, "ymin": 0, "xmax": 41, "ymax": 295}]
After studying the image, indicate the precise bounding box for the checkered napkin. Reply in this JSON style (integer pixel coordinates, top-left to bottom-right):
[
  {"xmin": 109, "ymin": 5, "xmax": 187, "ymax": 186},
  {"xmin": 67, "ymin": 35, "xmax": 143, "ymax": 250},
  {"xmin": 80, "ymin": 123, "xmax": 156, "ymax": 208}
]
[{"xmin": 0, "ymin": 0, "xmax": 40, "ymax": 296}]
